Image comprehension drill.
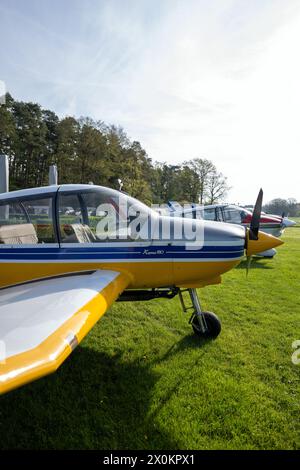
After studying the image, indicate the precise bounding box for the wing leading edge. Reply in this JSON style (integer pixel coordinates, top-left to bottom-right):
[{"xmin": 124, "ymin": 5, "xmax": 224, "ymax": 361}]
[{"xmin": 0, "ymin": 270, "xmax": 129, "ymax": 395}]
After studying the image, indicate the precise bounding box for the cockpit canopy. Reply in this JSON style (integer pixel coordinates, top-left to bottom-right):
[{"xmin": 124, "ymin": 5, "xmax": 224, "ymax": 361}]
[{"xmin": 0, "ymin": 185, "xmax": 155, "ymax": 245}]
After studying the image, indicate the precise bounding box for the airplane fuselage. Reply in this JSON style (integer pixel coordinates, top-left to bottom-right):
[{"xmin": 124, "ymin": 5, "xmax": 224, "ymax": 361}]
[{"xmin": 0, "ymin": 184, "xmax": 282, "ymax": 290}]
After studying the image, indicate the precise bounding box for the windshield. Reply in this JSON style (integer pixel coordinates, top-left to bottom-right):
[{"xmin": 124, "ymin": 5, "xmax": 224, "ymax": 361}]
[{"xmin": 58, "ymin": 186, "xmax": 156, "ymax": 243}]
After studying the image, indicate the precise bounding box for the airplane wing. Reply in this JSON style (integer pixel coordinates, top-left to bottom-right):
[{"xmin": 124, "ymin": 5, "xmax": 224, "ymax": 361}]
[{"xmin": 0, "ymin": 270, "xmax": 129, "ymax": 395}]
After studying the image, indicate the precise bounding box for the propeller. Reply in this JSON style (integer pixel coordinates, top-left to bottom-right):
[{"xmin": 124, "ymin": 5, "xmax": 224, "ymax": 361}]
[
  {"xmin": 246, "ymin": 188, "xmax": 263, "ymax": 276},
  {"xmin": 246, "ymin": 255, "xmax": 252, "ymax": 277},
  {"xmin": 249, "ymin": 188, "xmax": 263, "ymax": 240}
]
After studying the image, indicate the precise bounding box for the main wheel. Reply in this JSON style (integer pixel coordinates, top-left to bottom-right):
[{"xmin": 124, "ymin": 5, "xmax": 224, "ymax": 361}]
[{"xmin": 191, "ymin": 311, "xmax": 221, "ymax": 339}]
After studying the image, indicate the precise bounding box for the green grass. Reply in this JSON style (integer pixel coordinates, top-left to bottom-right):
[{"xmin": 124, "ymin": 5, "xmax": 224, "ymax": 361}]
[{"xmin": 0, "ymin": 225, "xmax": 300, "ymax": 450}]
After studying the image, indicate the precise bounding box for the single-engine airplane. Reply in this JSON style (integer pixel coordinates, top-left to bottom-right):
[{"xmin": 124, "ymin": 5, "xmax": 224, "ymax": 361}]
[{"xmin": 0, "ymin": 185, "xmax": 282, "ymax": 394}]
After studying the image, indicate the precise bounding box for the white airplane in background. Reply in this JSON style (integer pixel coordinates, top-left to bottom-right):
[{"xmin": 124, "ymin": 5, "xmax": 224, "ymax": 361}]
[{"xmin": 165, "ymin": 201, "xmax": 296, "ymax": 258}]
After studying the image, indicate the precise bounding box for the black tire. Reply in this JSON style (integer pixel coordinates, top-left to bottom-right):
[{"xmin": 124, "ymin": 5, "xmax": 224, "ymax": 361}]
[{"xmin": 191, "ymin": 311, "xmax": 221, "ymax": 339}]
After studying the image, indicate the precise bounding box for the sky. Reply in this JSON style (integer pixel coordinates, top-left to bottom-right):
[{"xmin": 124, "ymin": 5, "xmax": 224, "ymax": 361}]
[{"xmin": 0, "ymin": 0, "xmax": 300, "ymax": 204}]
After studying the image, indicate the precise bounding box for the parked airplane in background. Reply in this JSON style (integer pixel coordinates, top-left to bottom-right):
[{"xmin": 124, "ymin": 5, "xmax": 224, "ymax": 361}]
[
  {"xmin": 166, "ymin": 202, "xmax": 296, "ymax": 257},
  {"xmin": 260, "ymin": 212, "xmax": 297, "ymax": 229},
  {"xmin": 0, "ymin": 185, "xmax": 282, "ymax": 394}
]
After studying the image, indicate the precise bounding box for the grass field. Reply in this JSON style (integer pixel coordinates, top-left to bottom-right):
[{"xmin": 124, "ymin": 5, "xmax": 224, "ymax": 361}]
[{"xmin": 0, "ymin": 223, "xmax": 299, "ymax": 450}]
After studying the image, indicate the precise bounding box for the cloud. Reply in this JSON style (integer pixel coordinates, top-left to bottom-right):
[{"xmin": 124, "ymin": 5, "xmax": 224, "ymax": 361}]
[{"xmin": 1, "ymin": 0, "xmax": 300, "ymax": 202}]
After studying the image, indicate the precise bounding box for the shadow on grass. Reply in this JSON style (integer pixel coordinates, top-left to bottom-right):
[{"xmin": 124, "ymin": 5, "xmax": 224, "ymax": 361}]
[
  {"xmin": 157, "ymin": 334, "xmax": 212, "ymax": 364},
  {"xmin": 236, "ymin": 258, "xmax": 273, "ymax": 270},
  {"xmin": 0, "ymin": 335, "xmax": 210, "ymax": 450},
  {"xmin": 144, "ymin": 335, "xmax": 213, "ymax": 423}
]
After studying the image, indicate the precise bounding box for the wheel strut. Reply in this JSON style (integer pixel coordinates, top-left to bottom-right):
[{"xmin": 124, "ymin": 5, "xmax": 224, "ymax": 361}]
[
  {"xmin": 178, "ymin": 288, "xmax": 208, "ymax": 333},
  {"xmin": 188, "ymin": 289, "xmax": 208, "ymax": 333},
  {"xmin": 178, "ymin": 288, "xmax": 221, "ymax": 339}
]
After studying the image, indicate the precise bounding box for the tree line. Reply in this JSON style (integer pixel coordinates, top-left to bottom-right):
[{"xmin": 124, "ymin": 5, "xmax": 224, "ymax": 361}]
[
  {"xmin": 263, "ymin": 198, "xmax": 299, "ymax": 217},
  {"xmin": 0, "ymin": 93, "xmax": 229, "ymax": 205}
]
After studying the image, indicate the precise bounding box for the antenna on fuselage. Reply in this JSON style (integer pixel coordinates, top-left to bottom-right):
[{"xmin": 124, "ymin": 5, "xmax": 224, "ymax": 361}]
[
  {"xmin": 118, "ymin": 179, "xmax": 123, "ymax": 191},
  {"xmin": 0, "ymin": 154, "xmax": 9, "ymax": 194},
  {"xmin": 49, "ymin": 165, "xmax": 58, "ymax": 186},
  {"xmin": 0, "ymin": 155, "xmax": 9, "ymax": 220}
]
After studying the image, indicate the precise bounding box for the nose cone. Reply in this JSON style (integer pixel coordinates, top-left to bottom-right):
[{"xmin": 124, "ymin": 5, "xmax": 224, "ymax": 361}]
[
  {"xmin": 282, "ymin": 217, "xmax": 297, "ymax": 228},
  {"xmin": 246, "ymin": 229, "xmax": 284, "ymax": 256}
]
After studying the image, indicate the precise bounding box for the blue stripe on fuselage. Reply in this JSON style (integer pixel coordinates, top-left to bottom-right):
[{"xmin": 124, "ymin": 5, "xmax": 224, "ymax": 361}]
[
  {"xmin": 0, "ymin": 244, "xmax": 244, "ymax": 260},
  {"xmin": 0, "ymin": 244, "xmax": 244, "ymax": 253}
]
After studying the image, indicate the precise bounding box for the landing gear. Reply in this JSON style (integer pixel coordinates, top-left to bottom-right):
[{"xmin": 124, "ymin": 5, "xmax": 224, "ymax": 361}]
[
  {"xmin": 191, "ymin": 311, "xmax": 221, "ymax": 338},
  {"xmin": 179, "ymin": 288, "xmax": 221, "ymax": 339},
  {"xmin": 118, "ymin": 286, "xmax": 221, "ymax": 339}
]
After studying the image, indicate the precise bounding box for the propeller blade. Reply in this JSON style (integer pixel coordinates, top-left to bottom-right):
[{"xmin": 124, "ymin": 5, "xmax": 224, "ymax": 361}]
[
  {"xmin": 249, "ymin": 188, "xmax": 263, "ymax": 240},
  {"xmin": 246, "ymin": 255, "xmax": 252, "ymax": 277}
]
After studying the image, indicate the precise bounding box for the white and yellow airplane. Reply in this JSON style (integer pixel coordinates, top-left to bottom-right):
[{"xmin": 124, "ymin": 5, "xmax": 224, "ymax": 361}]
[{"xmin": 0, "ymin": 185, "xmax": 282, "ymax": 394}]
